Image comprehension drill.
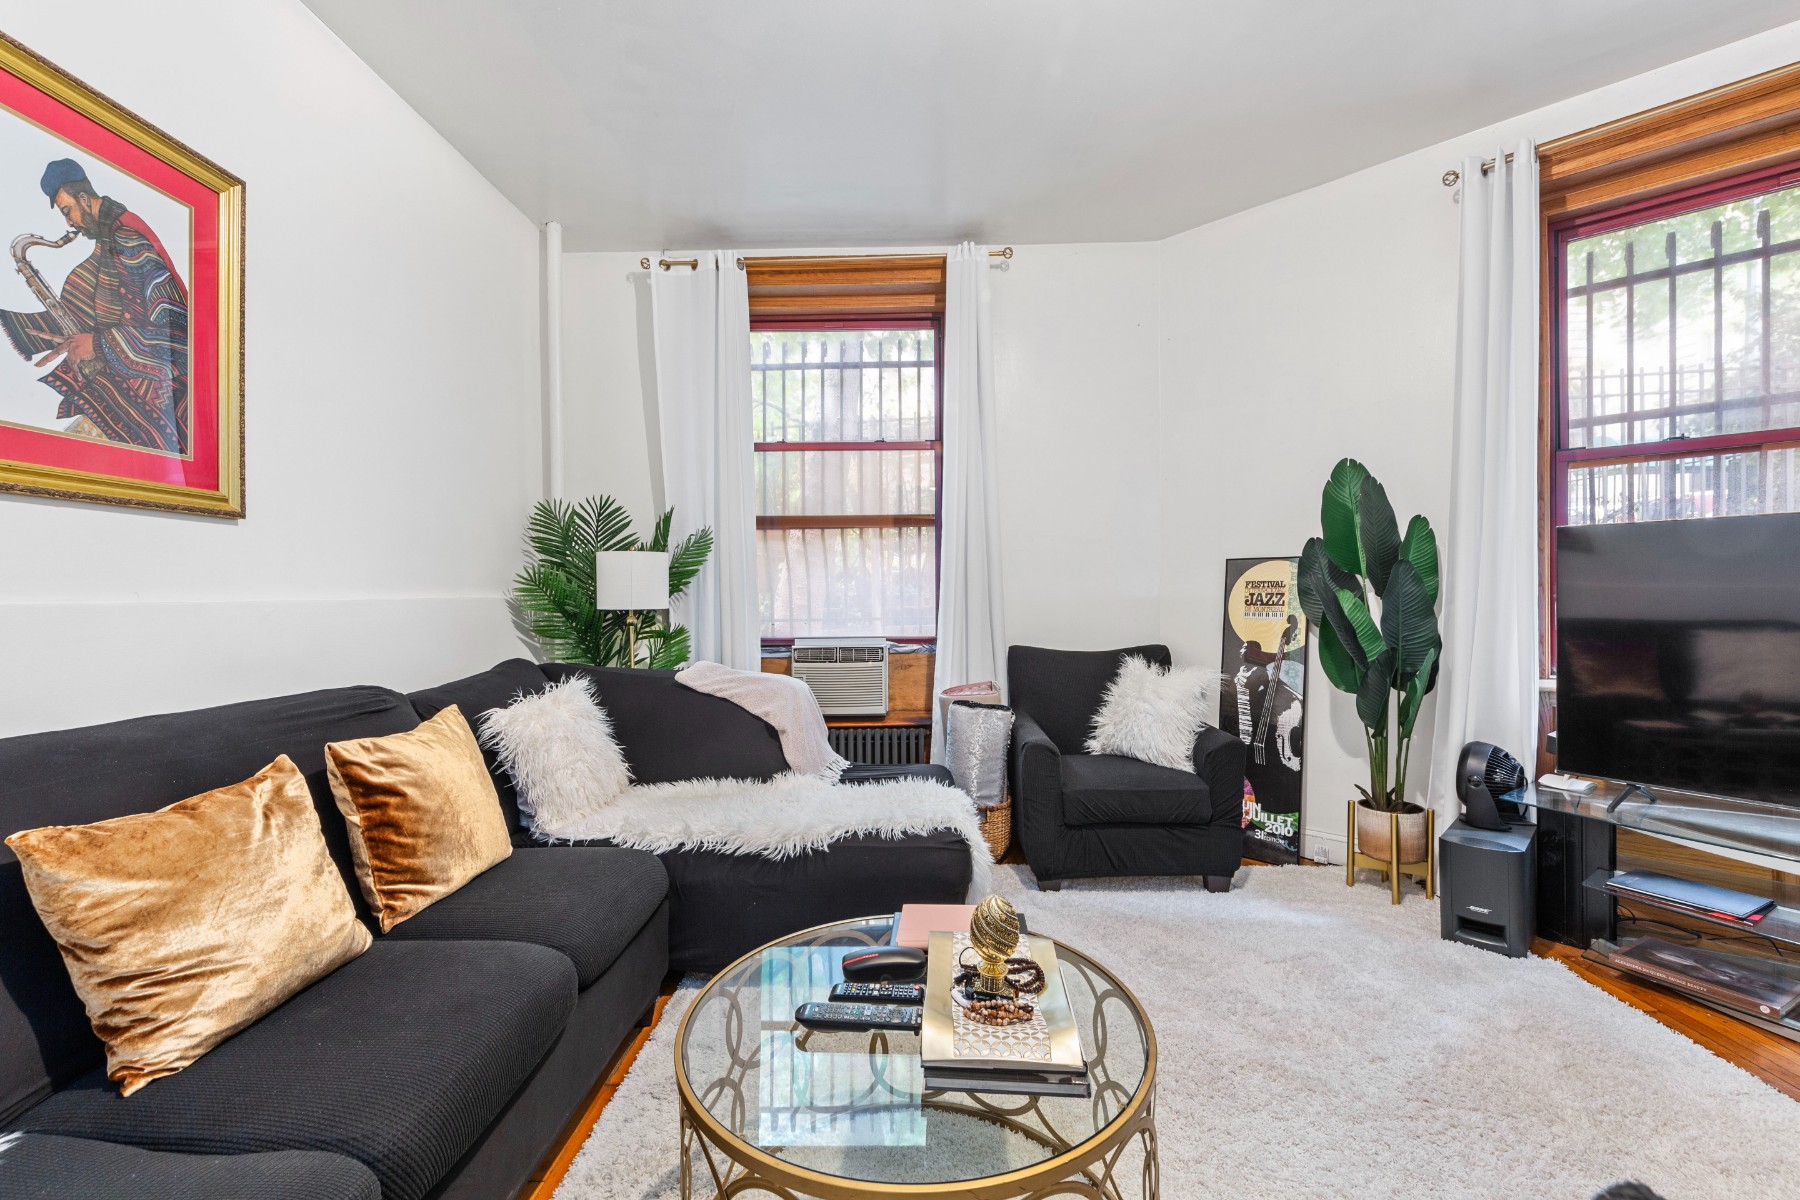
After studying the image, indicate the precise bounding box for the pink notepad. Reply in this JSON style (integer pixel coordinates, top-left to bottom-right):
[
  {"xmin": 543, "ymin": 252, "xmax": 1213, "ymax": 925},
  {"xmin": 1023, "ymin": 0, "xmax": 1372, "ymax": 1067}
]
[{"xmin": 895, "ymin": 904, "xmax": 976, "ymax": 950}]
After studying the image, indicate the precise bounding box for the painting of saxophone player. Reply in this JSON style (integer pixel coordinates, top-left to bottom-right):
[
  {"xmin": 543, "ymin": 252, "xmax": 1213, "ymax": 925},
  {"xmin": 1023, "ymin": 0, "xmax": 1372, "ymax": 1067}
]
[
  {"xmin": 1219, "ymin": 557, "xmax": 1311, "ymax": 865},
  {"xmin": 0, "ymin": 158, "xmax": 188, "ymax": 453},
  {"xmin": 0, "ymin": 32, "xmax": 238, "ymax": 516}
]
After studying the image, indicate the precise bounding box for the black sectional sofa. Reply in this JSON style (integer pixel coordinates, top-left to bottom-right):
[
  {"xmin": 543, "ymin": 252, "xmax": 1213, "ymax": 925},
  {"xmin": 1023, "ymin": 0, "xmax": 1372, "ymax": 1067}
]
[{"xmin": 0, "ymin": 659, "xmax": 972, "ymax": 1200}]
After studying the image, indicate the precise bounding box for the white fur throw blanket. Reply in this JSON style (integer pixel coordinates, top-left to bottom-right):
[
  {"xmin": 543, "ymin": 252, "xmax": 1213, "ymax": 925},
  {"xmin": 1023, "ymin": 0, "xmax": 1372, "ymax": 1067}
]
[
  {"xmin": 534, "ymin": 773, "xmax": 991, "ymax": 900},
  {"xmin": 676, "ymin": 661, "xmax": 849, "ymax": 780}
]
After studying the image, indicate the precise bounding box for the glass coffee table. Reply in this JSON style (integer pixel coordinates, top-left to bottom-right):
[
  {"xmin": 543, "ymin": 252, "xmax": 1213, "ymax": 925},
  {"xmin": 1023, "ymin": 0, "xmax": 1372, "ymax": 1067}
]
[{"xmin": 674, "ymin": 915, "xmax": 1158, "ymax": 1199}]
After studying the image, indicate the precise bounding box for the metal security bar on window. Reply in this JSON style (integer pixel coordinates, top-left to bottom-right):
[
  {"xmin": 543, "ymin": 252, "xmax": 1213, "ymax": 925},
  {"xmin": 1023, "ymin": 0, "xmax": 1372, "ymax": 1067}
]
[
  {"xmin": 1557, "ymin": 173, "xmax": 1800, "ymax": 527},
  {"xmin": 752, "ymin": 327, "xmax": 941, "ymax": 639}
]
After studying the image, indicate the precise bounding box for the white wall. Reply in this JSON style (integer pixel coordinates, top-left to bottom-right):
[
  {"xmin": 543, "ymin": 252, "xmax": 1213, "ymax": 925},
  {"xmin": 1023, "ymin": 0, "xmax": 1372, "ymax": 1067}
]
[
  {"xmin": 990, "ymin": 243, "xmax": 1163, "ymax": 650},
  {"xmin": 0, "ymin": 0, "xmax": 543, "ymax": 736},
  {"xmin": 1155, "ymin": 22, "xmax": 1800, "ymax": 859}
]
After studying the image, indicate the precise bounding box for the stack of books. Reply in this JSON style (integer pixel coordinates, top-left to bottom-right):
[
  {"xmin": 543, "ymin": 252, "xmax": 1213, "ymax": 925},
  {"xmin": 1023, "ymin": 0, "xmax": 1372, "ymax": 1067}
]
[
  {"xmin": 1610, "ymin": 938, "xmax": 1800, "ymax": 1020},
  {"xmin": 918, "ymin": 929, "xmax": 1090, "ymax": 1097}
]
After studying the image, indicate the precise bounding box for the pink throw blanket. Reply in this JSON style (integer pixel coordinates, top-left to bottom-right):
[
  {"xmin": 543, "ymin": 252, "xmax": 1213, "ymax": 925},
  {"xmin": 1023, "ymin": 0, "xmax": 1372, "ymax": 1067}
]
[{"xmin": 675, "ymin": 661, "xmax": 850, "ymax": 781}]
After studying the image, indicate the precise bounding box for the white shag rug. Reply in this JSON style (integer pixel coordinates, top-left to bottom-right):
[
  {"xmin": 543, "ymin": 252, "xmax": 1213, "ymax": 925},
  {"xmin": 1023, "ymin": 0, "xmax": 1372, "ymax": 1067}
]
[
  {"xmin": 553, "ymin": 865, "xmax": 1800, "ymax": 1200},
  {"xmin": 539, "ymin": 773, "xmax": 991, "ymax": 900}
]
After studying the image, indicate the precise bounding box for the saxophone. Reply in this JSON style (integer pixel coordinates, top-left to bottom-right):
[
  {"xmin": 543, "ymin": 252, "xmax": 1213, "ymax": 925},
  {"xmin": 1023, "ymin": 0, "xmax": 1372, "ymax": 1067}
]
[
  {"xmin": 11, "ymin": 228, "xmax": 80, "ymax": 335},
  {"xmin": 10, "ymin": 228, "xmax": 96, "ymax": 376}
]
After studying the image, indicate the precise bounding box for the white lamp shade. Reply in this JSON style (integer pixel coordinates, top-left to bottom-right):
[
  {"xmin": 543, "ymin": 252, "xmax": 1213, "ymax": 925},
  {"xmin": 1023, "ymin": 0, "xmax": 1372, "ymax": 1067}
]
[{"xmin": 594, "ymin": 551, "xmax": 670, "ymax": 611}]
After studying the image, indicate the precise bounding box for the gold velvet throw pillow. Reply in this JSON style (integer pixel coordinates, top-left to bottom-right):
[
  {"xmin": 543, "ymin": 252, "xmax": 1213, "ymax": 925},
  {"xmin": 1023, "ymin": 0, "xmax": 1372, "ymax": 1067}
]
[
  {"xmin": 5, "ymin": 756, "xmax": 371, "ymax": 1096},
  {"xmin": 325, "ymin": 705, "xmax": 511, "ymax": 932}
]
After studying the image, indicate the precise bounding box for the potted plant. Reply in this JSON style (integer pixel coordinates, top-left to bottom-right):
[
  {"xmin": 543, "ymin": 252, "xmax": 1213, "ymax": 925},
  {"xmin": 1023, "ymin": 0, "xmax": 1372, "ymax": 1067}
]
[
  {"xmin": 1295, "ymin": 459, "xmax": 1441, "ymax": 872},
  {"xmin": 511, "ymin": 495, "xmax": 712, "ymax": 668}
]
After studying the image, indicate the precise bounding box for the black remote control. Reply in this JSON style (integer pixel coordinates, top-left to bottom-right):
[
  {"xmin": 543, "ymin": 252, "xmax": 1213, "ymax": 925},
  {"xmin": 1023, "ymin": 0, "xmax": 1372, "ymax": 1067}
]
[
  {"xmin": 829, "ymin": 982, "xmax": 926, "ymax": 1005},
  {"xmin": 794, "ymin": 1002, "xmax": 923, "ymax": 1033}
]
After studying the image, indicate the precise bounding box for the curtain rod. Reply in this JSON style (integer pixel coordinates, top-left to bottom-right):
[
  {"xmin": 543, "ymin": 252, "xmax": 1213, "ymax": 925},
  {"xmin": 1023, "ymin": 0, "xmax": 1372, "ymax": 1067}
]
[
  {"xmin": 1441, "ymin": 153, "xmax": 1514, "ymax": 188},
  {"xmin": 639, "ymin": 248, "xmax": 1014, "ymax": 271}
]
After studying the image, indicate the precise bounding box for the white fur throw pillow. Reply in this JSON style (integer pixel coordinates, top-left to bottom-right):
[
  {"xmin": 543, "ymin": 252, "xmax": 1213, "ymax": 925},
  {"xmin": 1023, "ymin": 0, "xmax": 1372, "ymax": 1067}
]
[
  {"xmin": 477, "ymin": 676, "xmax": 632, "ymax": 836},
  {"xmin": 1085, "ymin": 656, "xmax": 1218, "ymax": 773}
]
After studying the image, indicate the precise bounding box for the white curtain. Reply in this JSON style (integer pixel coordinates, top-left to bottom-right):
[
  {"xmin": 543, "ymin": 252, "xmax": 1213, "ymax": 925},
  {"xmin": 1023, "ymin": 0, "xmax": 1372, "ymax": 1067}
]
[
  {"xmin": 1426, "ymin": 142, "xmax": 1540, "ymax": 830},
  {"xmin": 650, "ymin": 251, "xmax": 759, "ymax": 670},
  {"xmin": 932, "ymin": 242, "xmax": 1008, "ymax": 762}
]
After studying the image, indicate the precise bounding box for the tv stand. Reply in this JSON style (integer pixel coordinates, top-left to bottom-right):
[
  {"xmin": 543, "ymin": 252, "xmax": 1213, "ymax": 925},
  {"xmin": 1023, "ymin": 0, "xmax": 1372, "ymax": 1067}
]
[
  {"xmin": 1526, "ymin": 778, "xmax": 1800, "ymax": 1046},
  {"xmin": 1605, "ymin": 782, "xmax": 1660, "ymax": 814}
]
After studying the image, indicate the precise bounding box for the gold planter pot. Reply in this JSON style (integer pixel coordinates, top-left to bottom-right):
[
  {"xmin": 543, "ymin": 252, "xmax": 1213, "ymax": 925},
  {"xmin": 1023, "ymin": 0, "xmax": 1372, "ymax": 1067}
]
[{"xmin": 1346, "ymin": 799, "xmax": 1435, "ymax": 905}]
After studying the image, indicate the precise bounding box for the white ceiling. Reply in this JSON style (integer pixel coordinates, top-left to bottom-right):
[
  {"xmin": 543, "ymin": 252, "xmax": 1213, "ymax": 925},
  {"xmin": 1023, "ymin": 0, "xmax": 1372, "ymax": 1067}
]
[{"xmin": 302, "ymin": 1, "xmax": 1800, "ymax": 252}]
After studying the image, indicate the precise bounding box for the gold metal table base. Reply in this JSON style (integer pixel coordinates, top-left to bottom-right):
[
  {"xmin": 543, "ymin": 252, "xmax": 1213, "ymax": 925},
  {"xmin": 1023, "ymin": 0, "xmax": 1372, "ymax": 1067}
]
[
  {"xmin": 674, "ymin": 916, "xmax": 1159, "ymax": 1200},
  {"xmin": 1345, "ymin": 800, "xmax": 1435, "ymax": 904},
  {"xmin": 679, "ymin": 1085, "xmax": 1157, "ymax": 1200}
]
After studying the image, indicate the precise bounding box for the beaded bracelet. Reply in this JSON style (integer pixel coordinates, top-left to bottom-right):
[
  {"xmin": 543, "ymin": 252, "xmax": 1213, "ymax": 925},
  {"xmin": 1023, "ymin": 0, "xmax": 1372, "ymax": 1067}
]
[{"xmin": 960, "ymin": 995, "xmax": 1037, "ymax": 1026}]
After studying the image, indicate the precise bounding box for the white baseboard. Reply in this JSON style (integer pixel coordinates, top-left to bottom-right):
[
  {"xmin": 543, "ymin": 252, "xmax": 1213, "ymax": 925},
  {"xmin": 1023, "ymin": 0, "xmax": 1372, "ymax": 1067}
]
[{"xmin": 1300, "ymin": 828, "xmax": 1347, "ymax": 866}]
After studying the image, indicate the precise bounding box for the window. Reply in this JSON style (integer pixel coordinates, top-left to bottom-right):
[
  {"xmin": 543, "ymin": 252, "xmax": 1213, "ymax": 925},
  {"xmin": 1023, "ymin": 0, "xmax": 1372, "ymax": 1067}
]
[
  {"xmin": 751, "ymin": 321, "xmax": 942, "ymax": 639},
  {"xmin": 1537, "ymin": 64, "xmax": 1800, "ymax": 670},
  {"xmin": 1553, "ymin": 165, "xmax": 1800, "ymax": 527}
]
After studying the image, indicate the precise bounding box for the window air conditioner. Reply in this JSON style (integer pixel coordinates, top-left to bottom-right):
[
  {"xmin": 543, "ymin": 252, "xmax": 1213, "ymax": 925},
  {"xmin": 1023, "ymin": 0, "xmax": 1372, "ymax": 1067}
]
[{"xmin": 790, "ymin": 637, "xmax": 889, "ymax": 717}]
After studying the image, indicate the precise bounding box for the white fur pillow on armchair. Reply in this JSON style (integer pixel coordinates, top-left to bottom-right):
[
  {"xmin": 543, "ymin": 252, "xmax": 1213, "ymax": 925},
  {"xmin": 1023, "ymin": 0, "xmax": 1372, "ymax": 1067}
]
[
  {"xmin": 1085, "ymin": 655, "xmax": 1219, "ymax": 773},
  {"xmin": 477, "ymin": 675, "xmax": 632, "ymax": 837}
]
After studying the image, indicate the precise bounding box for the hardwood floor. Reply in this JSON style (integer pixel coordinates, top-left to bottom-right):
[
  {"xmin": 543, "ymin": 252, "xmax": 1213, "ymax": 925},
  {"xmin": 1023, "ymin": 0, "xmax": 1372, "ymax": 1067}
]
[
  {"xmin": 519, "ymin": 856, "xmax": 1800, "ymax": 1198},
  {"xmin": 520, "ymin": 981, "xmax": 680, "ymax": 1200}
]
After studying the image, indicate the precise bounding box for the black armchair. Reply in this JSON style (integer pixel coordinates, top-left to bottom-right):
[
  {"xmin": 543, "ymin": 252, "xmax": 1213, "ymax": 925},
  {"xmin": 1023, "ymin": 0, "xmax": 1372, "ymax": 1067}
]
[{"xmin": 1008, "ymin": 644, "xmax": 1246, "ymax": 891}]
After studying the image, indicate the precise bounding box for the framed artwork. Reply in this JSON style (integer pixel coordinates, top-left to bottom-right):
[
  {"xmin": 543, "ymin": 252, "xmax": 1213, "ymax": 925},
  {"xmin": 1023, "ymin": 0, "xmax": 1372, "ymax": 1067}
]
[
  {"xmin": 0, "ymin": 33, "xmax": 242, "ymax": 517},
  {"xmin": 1220, "ymin": 556, "xmax": 1310, "ymax": 865}
]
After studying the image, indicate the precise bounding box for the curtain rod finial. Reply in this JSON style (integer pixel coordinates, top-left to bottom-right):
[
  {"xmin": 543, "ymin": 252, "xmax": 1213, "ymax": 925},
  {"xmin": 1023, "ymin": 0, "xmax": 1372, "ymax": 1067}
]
[{"xmin": 1442, "ymin": 169, "xmax": 1461, "ymax": 188}]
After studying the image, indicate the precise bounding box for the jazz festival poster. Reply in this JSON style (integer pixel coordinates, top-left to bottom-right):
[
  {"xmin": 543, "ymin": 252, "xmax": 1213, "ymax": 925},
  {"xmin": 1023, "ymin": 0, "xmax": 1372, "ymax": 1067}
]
[{"xmin": 1220, "ymin": 557, "xmax": 1310, "ymax": 865}]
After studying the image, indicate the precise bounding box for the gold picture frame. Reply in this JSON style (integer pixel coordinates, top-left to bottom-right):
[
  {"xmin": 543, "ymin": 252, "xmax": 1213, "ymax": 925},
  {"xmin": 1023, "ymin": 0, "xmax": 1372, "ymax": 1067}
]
[{"xmin": 0, "ymin": 32, "xmax": 243, "ymax": 517}]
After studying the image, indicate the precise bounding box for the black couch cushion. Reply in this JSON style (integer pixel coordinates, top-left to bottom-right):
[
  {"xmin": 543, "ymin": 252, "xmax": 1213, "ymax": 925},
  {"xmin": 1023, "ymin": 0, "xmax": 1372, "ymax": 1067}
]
[
  {"xmin": 405, "ymin": 659, "xmax": 553, "ymax": 845},
  {"xmin": 10, "ymin": 939, "xmax": 576, "ymax": 1200},
  {"xmin": 381, "ymin": 846, "xmax": 668, "ymax": 987},
  {"xmin": 1060, "ymin": 753, "xmax": 1215, "ymax": 826},
  {"xmin": 0, "ymin": 686, "xmax": 419, "ymax": 1127},
  {"xmin": 0, "ymin": 1133, "xmax": 380, "ymax": 1200},
  {"xmin": 642, "ymin": 830, "xmax": 973, "ymax": 972},
  {"xmin": 540, "ymin": 664, "xmax": 788, "ymax": 784},
  {"xmin": 1007, "ymin": 644, "xmax": 1172, "ymax": 757}
]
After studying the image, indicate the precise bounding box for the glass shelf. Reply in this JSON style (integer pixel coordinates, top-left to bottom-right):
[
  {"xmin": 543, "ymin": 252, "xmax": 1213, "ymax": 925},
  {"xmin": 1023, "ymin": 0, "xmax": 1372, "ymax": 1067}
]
[
  {"xmin": 1582, "ymin": 869, "xmax": 1800, "ymax": 950},
  {"xmin": 1583, "ymin": 937, "xmax": 1800, "ymax": 1044},
  {"xmin": 1513, "ymin": 780, "xmax": 1800, "ymax": 864}
]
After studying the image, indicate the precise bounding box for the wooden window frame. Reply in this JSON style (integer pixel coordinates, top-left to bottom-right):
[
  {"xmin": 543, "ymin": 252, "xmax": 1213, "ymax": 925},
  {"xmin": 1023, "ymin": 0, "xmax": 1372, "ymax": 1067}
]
[
  {"xmin": 1539, "ymin": 62, "xmax": 1800, "ymax": 675},
  {"xmin": 751, "ymin": 311, "xmax": 945, "ymax": 646}
]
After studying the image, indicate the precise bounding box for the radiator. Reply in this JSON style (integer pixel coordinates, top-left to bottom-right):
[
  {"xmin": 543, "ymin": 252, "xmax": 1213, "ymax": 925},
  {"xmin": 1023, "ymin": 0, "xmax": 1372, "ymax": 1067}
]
[{"xmin": 830, "ymin": 725, "xmax": 931, "ymax": 766}]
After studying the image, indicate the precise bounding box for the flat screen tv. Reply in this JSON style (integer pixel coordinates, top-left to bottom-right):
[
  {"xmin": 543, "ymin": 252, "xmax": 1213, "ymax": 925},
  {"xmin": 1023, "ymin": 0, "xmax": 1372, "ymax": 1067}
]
[{"xmin": 1557, "ymin": 512, "xmax": 1800, "ymax": 809}]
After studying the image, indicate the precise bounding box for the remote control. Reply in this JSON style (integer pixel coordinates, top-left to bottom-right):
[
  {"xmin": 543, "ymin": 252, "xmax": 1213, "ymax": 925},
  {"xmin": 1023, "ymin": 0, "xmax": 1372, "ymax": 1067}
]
[
  {"xmin": 794, "ymin": 1002, "xmax": 923, "ymax": 1033},
  {"xmin": 1538, "ymin": 772, "xmax": 1597, "ymax": 794},
  {"xmin": 829, "ymin": 981, "xmax": 926, "ymax": 1005}
]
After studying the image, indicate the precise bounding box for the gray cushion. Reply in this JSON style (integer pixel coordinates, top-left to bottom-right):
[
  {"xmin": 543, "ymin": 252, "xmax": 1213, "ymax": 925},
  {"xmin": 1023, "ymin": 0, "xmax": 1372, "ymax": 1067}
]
[
  {"xmin": 0, "ymin": 1133, "xmax": 379, "ymax": 1200},
  {"xmin": 11, "ymin": 940, "xmax": 576, "ymax": 1200},
  {"xmin": 382, "ymin": 847, "xmax": 668, "ymax": 987},
  {"xmin": 1060, "ymin": 753, "xmax": 1214, "ymax": 826}
]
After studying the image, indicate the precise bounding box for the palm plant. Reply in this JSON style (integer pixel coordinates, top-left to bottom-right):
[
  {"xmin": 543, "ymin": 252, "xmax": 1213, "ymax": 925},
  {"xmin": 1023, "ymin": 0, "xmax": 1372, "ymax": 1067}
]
[
  {"xmin": 511, "ymin": 496, "xmax": 713, "ymax": 669},
  {"xmin": 1295, "ymin": 459, "xmax": 1442, "ymax": 814}
]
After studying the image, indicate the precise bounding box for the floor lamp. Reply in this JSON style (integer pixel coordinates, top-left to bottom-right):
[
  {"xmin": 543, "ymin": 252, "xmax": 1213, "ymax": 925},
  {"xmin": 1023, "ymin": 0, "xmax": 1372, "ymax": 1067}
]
[{"xmin": 595, "ymin": 550, "xmax": 670, "ymax": 668}]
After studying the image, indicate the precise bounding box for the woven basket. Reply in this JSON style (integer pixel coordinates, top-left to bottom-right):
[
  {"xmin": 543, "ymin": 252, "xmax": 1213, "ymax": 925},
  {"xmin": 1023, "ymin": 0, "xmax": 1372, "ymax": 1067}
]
[{"xmin": 976, "ymin": 795, "xmax": 1012, "ymax": 861}]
